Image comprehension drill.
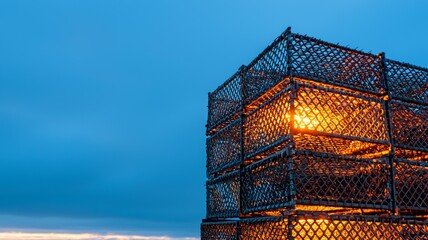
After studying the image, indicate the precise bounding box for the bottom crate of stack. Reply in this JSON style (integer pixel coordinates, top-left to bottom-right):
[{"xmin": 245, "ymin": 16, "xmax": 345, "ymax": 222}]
[{"xmin": 201, "ymin": 214, "xmax": 428, "ymax": 239}]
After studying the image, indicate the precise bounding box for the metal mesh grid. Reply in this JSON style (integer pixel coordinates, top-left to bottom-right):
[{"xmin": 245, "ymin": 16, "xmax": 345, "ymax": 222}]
[
  {"xmin": 207, "ymin": 70, "xmax": 243, "ymax": 134},
  {"xmin": 240, "ymin": 216, "xmax": 288, "ymax": 239},
  {"xmin": 395, "ymin": 159, "xmax": 428, "ymax": 213},
  {"xmin": 293, "ymin": 134, "xmax": 389, "ymax": 158},
  {"xmin": 242, "ymin": 150, "xmax": 391, "ymax": 214},
  {"xmin": 206, "ymin": 170, "xmax": 240, "ymax": 218},
  {"xmin": 293, "ymin": 82, "xmax": 389, "ymax": 145},
  {"xmin": 203, "ymin": 27, "xmax": 428, "ymax": 238},
  {"xmin": 390, "ymin": 100, "xmax": 428, "ymax": 154},
  {"xmin": 201, "ymin": 221, "xmax": 237, "ymax": 240},
  {"xmin": 289, "ymin": 215, "xmax": 428, "ymax": 240},
  {"xmin": 243, "ymin": 34, "xmax": 288, "ymax": 104},
  {"xmin": 290, "ymin": 34, "xmax": 384, "ymax": 95},
  {"xmin": 206, "ymin": 119, "xmax": 241, "ymax": 176},
  {"xmin": 202, "ymin": 215, "xmax": 428, "ymax": 240},
  {"xmin": 386, "ymin": 59, "xmax": 428, "ymax": 105},
  {"xmin": 244, "ymin": 88, "xmax": 292, "ymax": 160}
]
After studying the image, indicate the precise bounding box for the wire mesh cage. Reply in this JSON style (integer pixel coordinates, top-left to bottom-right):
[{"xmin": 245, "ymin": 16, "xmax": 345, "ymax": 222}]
[
  {"xmin": 390, "ymin": 100, "xmax": 428, "ymax": 156},
  {"xmin": 207, "ymin": 70, "xmax": 243, "ymax": 134},
  {"xmin": 201, "ymin": 220, "xmax": 238, "ymax": 240},
  {"xmin": 395, "ymin": 159, "xmax": 428, "ymax": 213},
  {"xmin": 290, "ymin": 34, "xmax": 384, "ymax": 95},
  {"xmin": 386, "ymin": 59, "xmax": 428, "ymax": 105},
  {"xmin": 241, "ymin": 150, "xmax": 392, "ymax": 214},
  {"xmin": 206, "ymin": 170, "xmax": 240, "ymax": 218},
  {"xmin": 202, "ymin": 214, "xmax": 428, "ymax": 240},
  {"xmin": 203, "ymin": 27, "xmax": 428, "ymax": 238},
  {"xmin": 207, "ymin": 119, "xmax": 241, "ymax": 177}
]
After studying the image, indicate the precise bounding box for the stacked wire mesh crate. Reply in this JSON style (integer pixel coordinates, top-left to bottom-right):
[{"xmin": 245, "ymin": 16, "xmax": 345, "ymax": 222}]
[{"xmin": 202, "ymin": 27, "xmax": 428, "ymax": 239}]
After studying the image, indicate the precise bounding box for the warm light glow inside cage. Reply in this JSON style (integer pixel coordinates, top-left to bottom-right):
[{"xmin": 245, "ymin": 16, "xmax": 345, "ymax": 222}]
[{"xmin": 202, "ymin": 27, "xmax": 428, "ymax": 239}]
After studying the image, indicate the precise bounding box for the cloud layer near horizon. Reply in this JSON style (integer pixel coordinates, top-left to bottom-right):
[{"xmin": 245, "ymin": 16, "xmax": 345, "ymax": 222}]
[{"xmin": 0, "ymin": 232, "xmax": 197, "ymax": 240}]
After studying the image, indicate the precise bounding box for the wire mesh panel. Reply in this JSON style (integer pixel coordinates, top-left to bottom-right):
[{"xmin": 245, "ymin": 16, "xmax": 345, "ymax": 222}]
[
  {"xmin": 242, "ymin": 150, "xmax": 391, "ymax": 214},
  {"xmin": 207, "ymin": 70, "xmax": 243, "ymax": 134},
  {"xmin": 206, "ymin": 119, "xmax": 241, "ymax": 176},
  {"xmin": 201, "ymin": 217, "xmax": 428, "ymax": 239},
  {"xmin": 202, "ymin": 27, "xmax": 428, "ymax": 239},
  {"xmin": 240, "ymin": 216, "xmax": 288, "ymax": 239},
  {"xmin": 206, "ymin": 170, "xmax": 240, "ymax": 218},
  {"xmin": 244, "ymin": 88, "xmax": 292, "ymax": 160},
  {"xmin": 293, "ymin": 82, "xmax": 389, "ymax": 155},
  {"xmin": 290, "ymin": 34, "xmax": 384, "ymax": 95},
  {"xmin": 390, "ymin": 100, "xmax": 428, "ymax": 153},
  {"xmin": 290, "ymin": 215, "xmax": 428, "ymax": 240},
  {"xmin": 395, "ymin": 159, "xmax": 428, "ymax": 213},
  {"xmin": 241, "ymin": 152, "xmax": 292, "ymax": 214},
  {"xmin": 201, "ymin": 221, "xmax": 237, "ymax": 240},
  {"xmin": 243, "ymin": 34, "xmax": 289, "ymax": 105},
  {"xmin": 386, "ymin": 59, "xmax": 428, "ymax": 105}
]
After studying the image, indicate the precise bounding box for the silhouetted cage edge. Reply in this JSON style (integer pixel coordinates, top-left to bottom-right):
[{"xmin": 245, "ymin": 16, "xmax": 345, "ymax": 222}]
[
  {"xmin": 207, "ymin": 31, "xmax": 428, "ymax": 134},
  {"xmin": 201, "ymin": 215, "xmax": 428, "ymax": 240},
  {"xmin": 203, "ymin": 27, "xmax": 428, "ymax": 236}
]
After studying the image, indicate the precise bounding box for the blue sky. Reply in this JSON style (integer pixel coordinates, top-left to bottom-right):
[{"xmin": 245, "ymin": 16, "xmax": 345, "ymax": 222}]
[{"xmin": 0, "ymin": 0, "xmax": 427, "ymax": 239}]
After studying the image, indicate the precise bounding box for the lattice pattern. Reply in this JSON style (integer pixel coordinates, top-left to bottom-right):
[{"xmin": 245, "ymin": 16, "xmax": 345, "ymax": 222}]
[
  {"xmin": 390, "ymin": 100, "xmax": 428, "ymax": 153},
  {"xmin": 242, "ymin": 150, "xmax": 391, "ymax": 214},
  {"xmin": 201, "ymin": 221, "xmax": 237, "ymax": 240},
  {"xmin": 244, "ymin": 89, "xmax": 292, "ymax": 159},
  {"xmin": 395, "ymin": 159, "xmax": 428, "ymax": 212},
  {"xmin": 294, "ymin": 82, "xmax": 388, "ymax": 144},
  {"xmin": 243, "ymin": 36, "xmax": 288, "ymax": 104},
  {"xmin": 386, "ymin": 59, "xmax": 428, "ymax": 104},
  {"xmin": 240, "ymin": 217, "xmax": 287, "ymax": 239},
  {"xmin": 293, "ymin": 134, "xmax": 389, "ymax": 158},
  {"xmin": 206, "ymin": 170, "xmax": 240, "ymax": 218},
  {"xmin": 207, "ymin": 71, "xmax": 242, "ymax": 133},
  {"xmin": 241, "ymin": 152, "xmax": 292, "ymax": 213},
  {"xmin": 206, "ymin": 119, "xmax": 241, "ymax": 176},
  {"xmin": 203, "ymin": 28, "xmax": 428, "ymax": 239},
  {"xmin": 290, "ymin": 34, "xmax": 383, "ymax": 95},
  {"xmin": 290, "ymin": 215, "xmax": 428, "ymax": 240},
  {"xmin": 203, "ymin": 215, "xmax": 428, "ymax": 239}
]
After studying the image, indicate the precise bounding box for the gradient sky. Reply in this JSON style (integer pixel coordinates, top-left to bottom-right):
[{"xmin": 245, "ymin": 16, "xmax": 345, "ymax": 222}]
[{"xmin": 0, "ymin": 0, "xmax": 427, "ymax": 239}]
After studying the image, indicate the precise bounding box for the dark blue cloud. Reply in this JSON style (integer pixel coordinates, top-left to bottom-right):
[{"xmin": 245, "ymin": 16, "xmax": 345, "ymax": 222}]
[{"xmin": 0, "ymin": 0, "xmax": 427, "ymax": 238}]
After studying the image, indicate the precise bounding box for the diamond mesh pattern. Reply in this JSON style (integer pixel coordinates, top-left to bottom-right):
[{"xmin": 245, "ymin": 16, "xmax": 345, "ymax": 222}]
[
  {"xmin": 290, "ymin": 215, "xmax": 428, "ymax": 240},
  {"xmin": 206, "ymin": 170, "xmax": 240, "ymax": 218},
  {"xmin": 244, "ymin": 36, "xmax": 288, "ymax": 104},
  {"xmin": 207, "ymin": 71, "xmax": 242, "ymax": 133},
  {"xmin": 241, "ymin": 153, "xmax": 292, "ymax": 213},
  {"xmin": 240, "ymin": 217, "xmax": 288, "ymax": 239},
  {"xmin": 206, "ymin": 119, "xmax": 241, "ymax": 176},
  {"xmin": 390, "ymin": 100, "xmax": 428, "ymax": 153},
  {"xmin": 386, "ymin": 59, "xmax": 428, "ymax": 104},
  {"xmin": 242, "ymin": 150, "xmax": 391, "ymax": 214},
  {"xmin": 395, "ymin": 159, "xmax": 428, "ymax": 212},
  {"xmin": 294, "ymin": 83, "xmax": 388, "ymax": 144},
  {"xmin": 293, "ymin": 134, "xmax": 389, "ymax": 157},
  {"xmin": 201, "ymin": 221, "xmax": 237, "ymax": 240},
  {"xmin": 202, "ymin": 215, "xmax": 428, "ymax": 240},
  {"xmin": 244, "ymin": 89, "xmax": 291, "ymax": 159},
  {"xmin": 290, "ymin": 34, "xmax": 383, "ymax": 95},
  {"xmin": 203, "ymin": 28, "xmax": 428, "ymax": 238}
]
